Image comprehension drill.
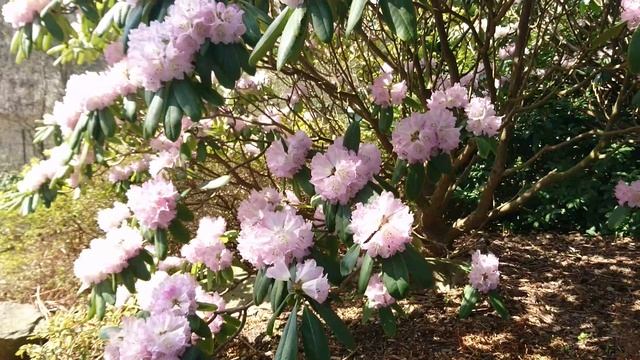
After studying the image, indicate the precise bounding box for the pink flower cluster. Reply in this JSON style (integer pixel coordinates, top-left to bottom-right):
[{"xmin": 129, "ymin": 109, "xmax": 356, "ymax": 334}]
[
  {"xmin": 97, "ymin": 202, "xmax": 132, "ymax": 232},
  {"xmin": 365, "ymin": 273, "xmax": 395, "ymax": 308},
  {"xmin": 622, "ymin": 0, "xmax": 640, "ymax": 30},
  {"xmin": 391, "ymin": 109, "xmax": 461, "ymax": 164},
  {"xmin": 147, "ymin": 273, "xmax": 199, "ymax": 315},
  {"xmin": 104, "ymin": 311, "xmax": 191, "ymax": 360},
  {"xmin": 127, "ymin": 0, "xmax": 245, "ymax": 91},
  {"xmin": 615, "ymin": 180, "xmax": 640, "ymax": 208},
  {"xmin": 181, "ymin": 217, "xmax": 233, "ymax": 272},
  {"xmin": 196, "ymin": 288, "xmax": 227, "ymax": 334},
  {"xmin": 468, "ymin": 250, "xmax": 500, "ymax": 293},
  {"xmin": 126, "ymin": 177, "xmax": 179, "ymax": 230},
  {"xmin": 266, "ymin": 131, "xmax": 312, "ymax": 178},
  {"xmin": 349, "ymin": 191, "xmax": 414, "ymax": 258},
  {"xmin": 236, "ymin": 188, "xmax": 314, "ymax": 269},
  {"xmin": 1, "ymin": 0, "xmax": 48, "ymax": 28},
  {"xmin": 107, "ymin": 157, "xmax": 150, "ymax": 183},
  {"xmin": 73, "ymin": 225, "xmax": 143, "ymax": 286},
  {"xmin": 310, "ymin": 138, "xmax": 381, "ymax": 204},
  {"xmin": 370, "ymin": 67, "xmax": 408, "ymax": 108},
  {"xmin": 265, "ymin": 259, "xmax": 330, "ymax": 304},
  {"xmin": 17, "ymin": 144, "xmax": 71, "ymax": 193},
  {"xmin": 427, "ymin": 83, "xmax": 469, "ymax": 110},
  {"xmin": 464, "ymin": 97, "xmax": 502, "ymax": 137}
]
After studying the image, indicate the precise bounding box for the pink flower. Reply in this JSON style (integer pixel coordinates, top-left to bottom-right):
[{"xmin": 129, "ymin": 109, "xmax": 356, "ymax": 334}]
[
  {"xmin": 237, "ymin": 207, "xmax": 314, "ymax": 269},
  {"xmin": 135, "ymin": 271, "xmax": 170, "ymax": 310},
  {"xmin": 365, "ymin": 273, "xmax": 395, "ymax": 308},
  {"xmin": 615, "ymin": 180, "xmax": 640, "ymax": 208},
  {"xmin": 73, "ymin": 226, "xmax": 143, "ymax": 286},
  {"xmin": 349, "ymin": 191, "xmax": 414, "ymax": 259},
  {"xmin": 370, "ymin": 70, "xmax": 407, "ymax": 107},
  {"xmin": 622, "ymin": 0, "xmax": 640, "ymax": 30},
  {"xmin": 148, "ymin": 149, "xmax": 181, "ymax": 177},
  {"xmin": 465, "ymin": 97, "xmax": 502, "ymax": 137},
  {"xmin": 148, "ymin": 273, "xmax": 198, "ymax": 315},
  {"xmin": 468, "ymin": 250, "xmax": 500, "ymax": 293},
  {"xmin": 127, "ymin": 21, "xmax": 195, "ymax": 91},
  {"xmin": 104, "ymin": 312, "xmax": 190, "ymax": 360},
  {"xmin": 107, "ymin": 165, "xmax": 133, "ymax": 183},
  {"xmin": 158, "ymin": 256, "xmax": 186, "ymax": 271},
  {"xmin": 196, "ymin": 288, "xmax": 227, "ymax": 334},
  {"xmin": 266, "ymin": 131, "xmax": 312, "ymax": 178},
  {"xmin": 392, "ymin": 109, "xmax": 461, "ymax": 163},
  {"xmin": 126, "ymin": 177, "xmax": 179, "ymax": 230},
  {"xmin": 310, "ymin": 139, "xmax": 380, "ymax": 204},
  {"xmin": 104, "ymin": 42, "xmax": 125, "ymax": 65},
  {"xmin": 280, "ymin": 0, "xmax": 304, "ymax": 8},
  {"xmin": 181, "ymin": 217, "xmax": 233, "ymax": 272},
  {"xmin": 237, "ymin": 187, "xmax": 282, "ymax": 226},
  {"xmin": 97, "ymin": 202, "xmax": 131, "ymax": 232},
  {"xmin": 428, "ymin": 83, "xmax": 468, "ymax": 109},
  {"xmin": 1, "ymin": 0, "xmax": 48, "ymax": 28},
  {"xmin": 265, "ymin": 259, "xmax": 330, "ymax": 303}
]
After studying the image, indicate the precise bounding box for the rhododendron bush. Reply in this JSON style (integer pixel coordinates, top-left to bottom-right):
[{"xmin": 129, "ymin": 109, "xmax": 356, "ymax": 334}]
[{"xmin": 3, "ymin": 0, "xmax": 640, "ymax": 358}]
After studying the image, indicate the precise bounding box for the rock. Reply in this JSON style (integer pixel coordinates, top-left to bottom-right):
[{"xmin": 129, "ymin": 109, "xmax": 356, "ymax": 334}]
[{"xmin": 0, "ymin": 302, "xmax": 43, "ymax": 360}]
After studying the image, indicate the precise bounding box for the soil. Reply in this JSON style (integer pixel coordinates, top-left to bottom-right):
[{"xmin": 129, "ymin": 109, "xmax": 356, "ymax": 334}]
[{"xmin": 221, "ymin": 233, "xmax": 640, "ymax": 360}]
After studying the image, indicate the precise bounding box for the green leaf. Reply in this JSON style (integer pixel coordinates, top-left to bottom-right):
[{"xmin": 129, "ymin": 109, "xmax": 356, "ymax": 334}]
[
  {"xmin": 120, "ymin": 269, "xmax": 136, "ymax": 293},
  {"xmin": 182, "ymin": 345, "xmax": 208, "ymax": 360},
  {"xmin": 459, "ymin": 285, "xmax": 479, "ymax": 319},
  {"xmin": 301, "ymin": 306, "xmax": 330, "ymax": 360},
  {"xmin": 308, "ymin": 0, "xmax": 333, "ymax": 43},
  {"xmin": 154, "ymin": 229, "xmax": 169, "ymax": 260},
  {"xmin": 169, "ymin": 220, "xmax": 190, "ymax": 243},
  {"xmin": 378, "ymin": 106, "xmax": 394, "ymax": 134},
  {"xmin": 249, "ymin": 7, "xmax": 293, "ymax": 66},
  {"xmin": 607, "ymin": 206, "xmax": 631, "ymax": 229},
  {"xmin": 173, "ymin": 79, "xmax": 203, "ymax": 121},
  {"xmin": 309, "ymin": 300, "xmax": 355, "ymax": 350},
  {"xmin": 98, "ymin": 107, "xmax": 116, "ymax": 138},
  {"xmin": 164, "ymin": 91, "xmax": 183, "ymax": 142},
  {"xmin": 293, "ymin": 166, "xmax": 315, "ymax": 196},
  {"xmin": 629, "ymin": 27, "xmax": 640, "ymax": 74},
  {"xmin": 97, "ymin": 279, "xmax": 116, "ymax": 306},
  {"xmin": 122, "ymin": 4, "xmax": 143, "ymax": 51},
  {"xmin": 275, "ymin": 302, "xmax": 299, "ymax": 360},
  {"xmin": 632, "ymin": 90, "xmax": 640, "ymax": 108},
  {"xmin": 357, "ymin": 253, "xmax": 373, "ymax": 294},
  {"xmin": 340, "ymin": 244, "xmax": 360, "ymax": 276},
  {"xmin": 271, "ymin": 280, "xmax": 288, "ymax": 313},
  {"xmin": 41, "ymin": 13, "xmax": 64, "ymax": 42},
  {"xmin": 267, "ymin": 294, "xmax": 293, "ymax": 336},
  {"xmin": 382, "ymin": 253, "xmax": 410, "ymax": 299},
  {"xmin": 476, "ymin": 136, "xmax": 498, "ymax": 159},
  {"xmin": 426, "ymin": 153, "xmax": 452, "ymax": 183},
  {"xmin": 176, "ymin": 203, "xmax": 195, "ymax": 222},
  {"xmin": 591, "ymin": 22, "xmax": 626, "ymax": 49},
  {"xmin": 144, "ymin": 87, "xmax": 169, "ymax": 139},
  {"xmin": 391, "ymin": 158, "xmax": 407, "ymax": 186},
  {"xmin": 343, "ymin": 120, "xmax": 361, "ymax": 152},
  {"xmin": 95, "ymin": 291, "xmax": 106, "ymax": 320},
  {"xmin": 401, "ymin": 245, "xmax": 433, "ymax": 289},
  {"xmin": 323, "ymin": 201, "xmax": 337, "ymax": 233},
  {"xmin": 488, "ymin": 291, "xmax": 510, "ymax": 320},
  {"xmin": 335, "ymin": 205, "xmax": 351, "ymax": 243},
  {"xmin": 277, "ymin": 7, "xmax": 308, "ymax": 70},
  {"xmin": 253, "ymin": 269, "xmax": 274, "ymax": 305},
  {"xmin": 380, "ymin": 0, "xmax": 417, "ymax": 42},
  {"xmin": 99, "ymin": 326, "xmax": 120, "ymax": 340},
  {"xmin": 346, "ymin": 0, "xmax": 367, "ymax": 36},
  {"xmin": 310, "ymin": 248, "xmax": 343, "ymax": 285},
  {"xmin": 201, "ymin": 175, "xmax": 231, "ymax": 190},
  {"xmin": 378, "ymin": 307, "xmax": 397, "ymax": 337},
  {"xmin": 123, "ymin": 96, "xmax": 137, "ymax": 121},
  {"xmin": 193, "ymin": 82, "xmax": 224, "ymax": 106},
  {"xmin": 405, "ymin": 163, "xmax": 424, "ymax": 201},
  {"xmin": 128, "ymin": 255, "xmax": 151, "ymax": 281},
  {"xmin": 188, "ymin": 315, "xmax": 213, "ymax": 339},
  {"xmin": 242, "ymin": 4, "xmax": 262, "ymax": 47},
  {"xmin": 209, "ymin": 44, "xmax": 243, "ymax": 89}
]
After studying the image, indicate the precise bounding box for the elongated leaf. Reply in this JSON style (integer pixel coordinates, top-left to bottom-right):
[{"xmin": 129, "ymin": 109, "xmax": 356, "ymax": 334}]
[
  {"xmin": 41, "ymin": 13, "xmax": 64, "ymax": 41},
  {"xmin": 378, "ymin": 307, "xmax": 396, "ymax": 337},
  {"xmin": 188, "ymin": 315, "xmax": 213, "ymax": 338},
  {"xmin": 98, "ymin": 108, "xmax": 116, "ymax": 138},
  {"xmin": 176, "ymin": 203, "xmax": 194, "ymax": 222},
  {"xmin": 308, "ymin": 0, "xmax": 333, "ymax": 43},
  {"xmin": 401, "ymin": 245, "xmax": 433, "ymax": 289},
  {"xmin": 95, "ymin": 291, "xmax": 106, "ymax": 320},
  {"xmin": 323, "ymin": 201, "xmax": 337, "ymax": 233},
  {"xmin": 378, "ymin": 106, "xmax": 394, "ymax": 134},
  {"xmin": 164, "ymin": 92, "xmax": 183, "ymax": 142},
  {"xmin": 193, "ymin": 82, "xmax": 224, "ymax": 106},
  {"xmin": 426, "ymin": 153, "xmax": 452, "ymax": 183},
  {"xmin": 242, "ymin": 3, "xmax": 261, "ymax": 46},
  {"xmin": 340, "ymin": 244, "xmax": 360, "ymax": 276},
  {"xmin": 209, "ymin": 44, "xmax": 243, "ymax": 89},
  {"xmin": 405, "ymin": 163, "xmax": 424, "ymax": 201},
  {"xmin": 271, "ymin": 280, "xmax": 288, "ymax": 313},
  {"xmin": 335, "ymin": 205, "xmax": 351, "ymax": 243},
  {"xmin": 629, "ymin": 27, "xmax": 640, "ymax": 74},
  {"xmin": 357, "ymin": 253, "xmax": 373, "ymax": 294},
  {"xmin": 128, "ymin": 255, "xmax": 151, "ymax": 280},
  {"xmin": 476, "ymin": 136, "xmax": 498, "ymax": 159},
  {"xmin": 309, "ymin": 300, "xmax": 355, "ymax": 350},
  {"xmin": 154, "ymin": 229, "xmax": 168, "ymax": 260},
  {"xmin": 382, "ymin": 253, "xmax": 409, "ymax": 299},
  {"xmin": 459, "ymin": 285, "xmax": 479, "ymax": 319},
  {"xmin": 277, "ymin": 7, "xmax": 308, "ymax": 70},
  {"xmin": 174, "ymin": 79, "xmax": 203, "ymax": 121},
  {"xmin": 346, "ymin": 0, "xmax": 368, "ymax": 36},
  {"xmin": 293, "ymin": 166, "xmax": 315, "ymax": 196},
  {"xmin": 391, "ymin": 158, "xmax": 407, "ymax": 186},
  {"xmin": 275, "ymin": 302, "xmax": 299, "ymax": 360},
  {"xmin": 201, "ymin": 175, "xmax": 231, "ymax": 190},
  {"xmin": 343, "ymin": 120, "xmax": 361, "ymax": 152},
  {"xmin": 591, "ymin": 22, "xmax": 626, "ymax": 49},
  {"xmin": 301, "ymin": 306, "xmax": 330, "ymax": 360},
  {"xmin": 253, "ymin": 269, "xmax": 274, "ymax": 305},
  {"xmin": 380, "ymin": 0, "xmax": 417, "ymax": 42},
  {"xmin": 123, "ymin": 4, "xmax": 143, "ymax": 51},
  {"xmin": 607, "ymin": 206, "xmax": 630, "ymax": 229},
  {"xmin": 249, "ymin": 7, "xmax": 293, "ymax": 66},
  {"xmin": 488, "ymin": 291, "xmax": 510, "ymax": 320},
  {"xmin": 144, "ymin": 87, "xmax": 169, "ymax": 139},
  {"xmin": 169, "ymin": 220, "xmax": 190, "ymax": 243}
]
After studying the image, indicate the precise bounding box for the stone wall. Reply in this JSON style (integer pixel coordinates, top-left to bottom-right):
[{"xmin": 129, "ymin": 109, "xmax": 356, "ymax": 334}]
[{"xmin": 0, "ymin": 0, "xmax": 67, "ymax": 171}]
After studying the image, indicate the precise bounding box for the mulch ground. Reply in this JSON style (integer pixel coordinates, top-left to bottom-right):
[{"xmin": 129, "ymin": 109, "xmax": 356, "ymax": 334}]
[{"xmin": 222, "ymin": 233, "xmax": 640, "ymax": 360}]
